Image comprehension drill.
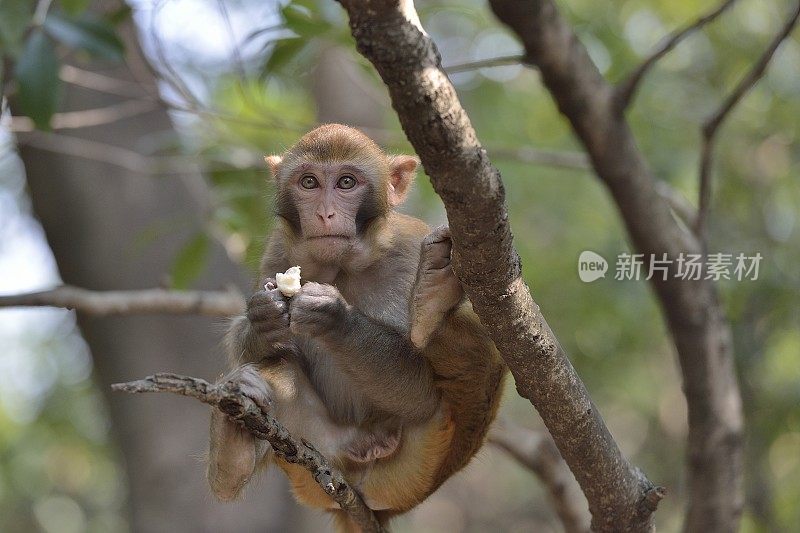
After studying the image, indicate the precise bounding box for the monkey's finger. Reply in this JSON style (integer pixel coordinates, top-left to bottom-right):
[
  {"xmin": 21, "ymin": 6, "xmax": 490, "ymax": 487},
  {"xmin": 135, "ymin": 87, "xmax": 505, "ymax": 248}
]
[
  {"xmin": 235, "ymin": 368, "xmax": 274, "ymax": 413},
  {"xmin": 250, "ymin": 319, "xmax": 290, "ymax": 338},
  {"xmin": 249, "ymin": 297, "xmax": 289, "ymax": 314},
  {"xmin": 296, "ymin": 281, "xmax": 329, "ymax": 296},
  {"xmin": 248, "ymin": 307, "xmax": 288, "ymax": 327},
  {"xmin": 249, "ymin": 290, "xmax": 289, "ymax": 309}
]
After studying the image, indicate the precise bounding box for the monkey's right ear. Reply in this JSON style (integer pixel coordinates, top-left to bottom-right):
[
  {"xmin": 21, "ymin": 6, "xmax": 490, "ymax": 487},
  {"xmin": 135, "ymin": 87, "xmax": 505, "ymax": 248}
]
[{"xmin": 264, "ymin": 155, "xmax": 282, "ymax": 179}]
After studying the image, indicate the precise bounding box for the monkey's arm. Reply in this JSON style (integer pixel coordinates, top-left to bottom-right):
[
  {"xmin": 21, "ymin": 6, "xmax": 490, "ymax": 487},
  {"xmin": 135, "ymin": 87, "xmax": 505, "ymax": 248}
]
[{"xmin": 290, "ymin": 283, "xmax": 439, "ymax": 423}]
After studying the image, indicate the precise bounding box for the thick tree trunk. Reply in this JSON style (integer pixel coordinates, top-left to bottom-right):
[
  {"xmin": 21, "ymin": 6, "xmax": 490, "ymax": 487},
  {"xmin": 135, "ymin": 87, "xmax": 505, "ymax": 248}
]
[
  {"xmin": 18, "ymin": 59, "xmax": 298, "ymax": 533},
  {"xmin": 487, "ymin": 2, "xmax": 744, "ymax": 531}
]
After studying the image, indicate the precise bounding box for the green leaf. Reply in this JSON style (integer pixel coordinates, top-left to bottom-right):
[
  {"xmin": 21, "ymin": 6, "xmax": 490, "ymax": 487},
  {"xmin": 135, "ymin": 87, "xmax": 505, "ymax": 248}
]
[
  {"xmin": 0, "ymin": 0, "xmax": 34, "ymax": 55},
  {"xmin": 44, "ymin": 13, "xmax": 124, "ymax": 61},
  {"xmin": 14, "ymin": 29, "xmax": 60, "ymax": 130},
  {"xmin": 60, "ymin": 0, "xmax": 91, "ymax": 16},
  {"xmin": 261, "ymin": 37, "xmax": 307, "ymax": 77},
  {"xmin": 170, "ymin": 232, "xmax": 210, "ymax": 289},
  {"xmin": 106, "ymin": 4, "xmax": 132, "ymax": 26},
  {"xmin": 280, "ymin": 3, "xmax": 330, "ymax": 37}
]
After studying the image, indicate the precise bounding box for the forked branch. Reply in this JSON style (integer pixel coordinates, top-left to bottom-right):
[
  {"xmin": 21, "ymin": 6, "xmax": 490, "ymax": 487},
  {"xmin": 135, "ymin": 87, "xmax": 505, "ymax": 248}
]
[
  {"xmin": 696, "ymin": 1, "xmax": 800, "ymax": 239},
  {"xmin": 112, "ymin": 373, "xmax": 385, "ymax": 533},
  {"xmin": 616, "ymin": 0, "xmax": 738, "ymax": 109}
]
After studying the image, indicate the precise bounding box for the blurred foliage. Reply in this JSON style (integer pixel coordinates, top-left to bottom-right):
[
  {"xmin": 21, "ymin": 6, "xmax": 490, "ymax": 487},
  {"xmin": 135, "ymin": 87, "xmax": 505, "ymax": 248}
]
[
  {"xmin": 0, "ymin": 327, "xmax": 127, "ymax": 533},
  {"xmin": 0, "ymin": 118, "xmax": 127, "ymax": 532},
  {"xmin": 2, "ymin": 0, "xmax": 799, "ymax": 531},
  {"xmin": 0, "ymin": 0, "xmax": 125, "ymax": 128}
]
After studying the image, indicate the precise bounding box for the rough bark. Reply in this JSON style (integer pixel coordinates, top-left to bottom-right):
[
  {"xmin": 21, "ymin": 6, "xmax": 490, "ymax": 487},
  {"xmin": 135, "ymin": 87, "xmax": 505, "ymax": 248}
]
[
  {"xmin": 336, "ymin": 1, "xmax": 662, "ymax": 531},
  {"xmin": 487, "ymin": 2, "xmax": 745, "ymax": 531},
  {"xmin": 113, "ymin": 374, "xmax": 385, "ymax": 533}
]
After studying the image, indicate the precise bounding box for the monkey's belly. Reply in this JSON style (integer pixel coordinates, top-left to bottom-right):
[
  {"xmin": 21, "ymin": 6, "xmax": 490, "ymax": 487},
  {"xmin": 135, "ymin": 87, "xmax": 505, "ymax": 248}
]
[{"xmin": 275, "ymin": 409, "xmax": 455, "ymax": 512}]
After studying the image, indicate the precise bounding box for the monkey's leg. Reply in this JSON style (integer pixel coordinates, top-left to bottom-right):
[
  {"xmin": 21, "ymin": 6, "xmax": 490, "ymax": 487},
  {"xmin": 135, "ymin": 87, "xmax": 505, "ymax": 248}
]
[
  {"xmin": 209, "ymin": 357, "xmax": 368, "ymax": 503},
  {"xmin": 207, "ymin": 364, "xmax": 272, "ymax": 501},
  {"xmin": 410, "ymin": 226, "xmax": 464, "ymax": 349}
]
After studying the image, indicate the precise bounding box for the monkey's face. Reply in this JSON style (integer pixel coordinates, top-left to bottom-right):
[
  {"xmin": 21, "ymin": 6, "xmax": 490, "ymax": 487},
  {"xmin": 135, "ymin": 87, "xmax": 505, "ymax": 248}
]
[
  {"xmin": 288, "ymin": 162, "xmax": 378, "ymax": 262},
  {"xmin": 266, "ymin": 124, "xmax": 420, "ymax": 265}
]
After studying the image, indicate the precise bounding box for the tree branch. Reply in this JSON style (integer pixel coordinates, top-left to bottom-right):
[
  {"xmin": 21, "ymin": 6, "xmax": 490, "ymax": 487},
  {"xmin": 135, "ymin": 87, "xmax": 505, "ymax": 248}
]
[
  {"xmin": 488, "ymin": 420, "xmax": 590, "ymax": 533},
  {"xmin": 444, "ymin": 53, "xmax": 524, "ymax": 74},
  {"xmin": 15, "ymin": 130, "xmax": 192, "ymax": 175},
  {"xmin": 112, "ymin": 373, "xmax": 385, "ymax": 533},
  {"xmin": 335, "ymin": 1, "xmax": 661, "ymax": 531},
  {"xmin": 696, "ymin": 1, "xmax": 800, "ymax": 240},
  {"xmin": 489, "ymin": 1, "xmax": 744, "ymax": 531},
  {"xmin": 59, "ymin": 64, "xmax": 147, "ymax": 98},
  {"xmin": 616, "ymin": 0, "xmax": 738, "ymax": 109},
  {"xmin": 491, "ymin": 145, "xmax": 590, "ymax": 170},
  {"xmin": 0, "ymin": 285, "xmax": 245, "ymax": 317},
  {"xmin": 11, "ymin": 100, "xmax": 158, "ymax": 132}
]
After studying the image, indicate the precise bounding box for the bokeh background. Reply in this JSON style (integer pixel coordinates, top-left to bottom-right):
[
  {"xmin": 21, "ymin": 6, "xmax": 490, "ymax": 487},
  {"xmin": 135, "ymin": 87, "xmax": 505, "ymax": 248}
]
[{"xmin": 0, "ymin": 0, "xmax": 798, "ymax": 531}]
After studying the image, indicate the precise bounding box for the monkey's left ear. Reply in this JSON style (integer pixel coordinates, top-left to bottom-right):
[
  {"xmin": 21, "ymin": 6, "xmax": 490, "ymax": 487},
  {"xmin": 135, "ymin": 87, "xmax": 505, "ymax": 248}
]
[
  {"xmin": 264, "ymin": 155, "xmax": 282, "ymax": 179},
  {"xmin": 387, "ymin": 155, "xmax": 419, "ymax": 206}
]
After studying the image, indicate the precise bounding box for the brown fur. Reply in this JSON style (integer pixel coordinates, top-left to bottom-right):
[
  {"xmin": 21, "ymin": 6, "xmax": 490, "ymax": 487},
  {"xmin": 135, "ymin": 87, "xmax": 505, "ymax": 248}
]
[{"xmin": 212, "ymin": 125, "xmax": 507, "ymax": 530}]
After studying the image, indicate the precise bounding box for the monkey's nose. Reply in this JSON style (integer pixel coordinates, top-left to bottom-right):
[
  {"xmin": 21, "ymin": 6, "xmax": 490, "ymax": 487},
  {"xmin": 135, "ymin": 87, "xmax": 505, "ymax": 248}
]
[{"xmin": 317, "ymin": 212, "xmax": 336, "ymax": 228}]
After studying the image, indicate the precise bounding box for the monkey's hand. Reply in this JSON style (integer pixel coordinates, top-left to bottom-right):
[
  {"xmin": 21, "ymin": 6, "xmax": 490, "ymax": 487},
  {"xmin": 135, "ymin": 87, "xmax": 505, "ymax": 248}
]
[
  {"xmin": 208, "ymin": 364, "xmax": 272, "ymax": 501},
  {"xmin": 244, "ymin": 279, "xmax": 292, "ymax": 354},
  {"xmin": 410, "ymin": 226, "xmax": 464, "ymax": 349},
  {"xmin": 288, "ymin": 282, "xmax": 349, "ymax": 337}
]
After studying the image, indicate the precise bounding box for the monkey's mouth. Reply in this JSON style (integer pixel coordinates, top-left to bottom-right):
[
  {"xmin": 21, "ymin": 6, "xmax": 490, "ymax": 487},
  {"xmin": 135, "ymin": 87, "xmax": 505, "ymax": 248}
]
[{"xmin": 307, "ymin": 235, "xmax": 352, "ymax": 240}]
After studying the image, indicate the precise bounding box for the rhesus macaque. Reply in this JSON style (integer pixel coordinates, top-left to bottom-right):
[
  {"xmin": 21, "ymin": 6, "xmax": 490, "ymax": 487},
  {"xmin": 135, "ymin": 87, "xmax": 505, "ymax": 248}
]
[{"xmin": 208, "ymin": 124, "xmax": 506, "ymax": 530}]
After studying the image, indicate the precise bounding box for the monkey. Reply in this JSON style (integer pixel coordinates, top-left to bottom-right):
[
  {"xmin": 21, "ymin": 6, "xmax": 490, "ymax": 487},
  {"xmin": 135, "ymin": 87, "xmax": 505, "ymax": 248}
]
[{"xmin": 207, "ymin": 124, "xmax": 507, "ymax": 531}]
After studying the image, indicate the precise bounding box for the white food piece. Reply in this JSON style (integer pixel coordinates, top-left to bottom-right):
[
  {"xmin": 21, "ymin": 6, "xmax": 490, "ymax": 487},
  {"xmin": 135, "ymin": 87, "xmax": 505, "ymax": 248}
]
[{"xmin": 273, "ymin": 266, "xmax": 302, "ymax": 297}]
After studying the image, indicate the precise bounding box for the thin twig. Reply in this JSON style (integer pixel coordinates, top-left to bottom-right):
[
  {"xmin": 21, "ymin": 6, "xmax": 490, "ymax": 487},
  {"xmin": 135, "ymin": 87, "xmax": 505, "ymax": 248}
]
[
  {"xmin": 444, "ymin": 54, "xmax": 524, "ymax": 74},
  {"xmin": 112, "ymin": 374, "xmax": 385, "ymax": 533},
  {"xmin": 491, "ymin": 145, "xmax": 590, "ymax": 170},
  {"xmin": 492, "ymin": 146, "xmax": 697, "ymax": 228},
  {"xmin": 616, "ymin": 0, "xmax": 738, "ymax": 109},
  {"xmin": 216, "ymin": 0, "xmax": 248, "ymax": 81},
  {"xmin": 16, "ymin": 131, "xmax": 191, "ymax": 174},
  {"xmin": 148, "ymin": 0, "xmax": 204, "ymax": 108},
  {"xmin": 59, "ymin": 65, "xmax": 147, "ymax": 98},
  {"xmin": 32, "ymin": 0, "xmax": 54, "ymax": 26},
  {"xmin": 655, "ymin": 181, "xmax": 697, "ymax": 228},
  {"xmin": 489, "ymin": 420, "xmax": 590, "ymax": 533},
  {"xmin": 0, "ymin": 285, "xmax": 245, "ymax": 317},
  {"xmin": 696, "ymin": 1, "xmax": 800, "ymax": 240},
  {"xmin": 11, "ymin": 100, "xmax": 157, "ymax": 132}
]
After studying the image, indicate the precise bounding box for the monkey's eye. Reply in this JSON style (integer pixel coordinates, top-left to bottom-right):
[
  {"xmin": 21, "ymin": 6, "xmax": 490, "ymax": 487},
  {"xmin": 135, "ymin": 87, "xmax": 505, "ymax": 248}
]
[
  {"xmin": 337, "ymin": 175, "xmax": 356, "ymax": 189},
  {"xmin": 300, "ymin": 175, "xmax": 319, "ymax": 189}
]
